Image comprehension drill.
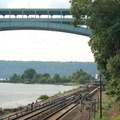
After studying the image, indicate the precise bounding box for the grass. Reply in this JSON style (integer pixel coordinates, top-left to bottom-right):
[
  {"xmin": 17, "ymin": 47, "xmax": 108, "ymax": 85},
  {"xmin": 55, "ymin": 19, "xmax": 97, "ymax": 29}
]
[
  {"xmin": 92, "ymin": 92, "xmax": 120, "ymax": 120},
  {"xmin": 63, "ymin": 82, "xmax": 78, "ymax": 86},
  {"xmin": 53, "ymin": 92, "xmax": 64, "ymax": 96},
  {"xmin": 0, "ymin": 108, "xmax": 5, "ymax": 115},
  {"xmin": 0, "ymin": 108, "xmax": 10, "ymax": 116},
  {"xmin": 51, "ymin": 87, "xmax": 80, "ymax": 97},
  {"xmin": 115, "ymin": 115, "xmax": 120, "ymax": 120},
  {"xmin": 17, "ymin": 106, "xmax": 23, "ymax": 111},
  {"xmin": 38, "ymin": 95, "xmax": 49, "ymax": 100}
]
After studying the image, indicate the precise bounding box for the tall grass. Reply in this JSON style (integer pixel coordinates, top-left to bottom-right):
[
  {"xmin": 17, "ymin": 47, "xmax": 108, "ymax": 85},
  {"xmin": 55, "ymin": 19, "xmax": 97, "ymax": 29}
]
[{"xmin": 92, "ymin": 92, "xmax": 120, "ymax": 120}]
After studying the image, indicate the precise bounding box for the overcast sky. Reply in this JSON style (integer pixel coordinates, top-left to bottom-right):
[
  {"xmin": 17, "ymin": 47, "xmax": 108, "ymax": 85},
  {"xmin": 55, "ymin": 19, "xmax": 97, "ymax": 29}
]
[{"xmin": 0, "ymin": 0, "xmax": 94, "ymax": 62}]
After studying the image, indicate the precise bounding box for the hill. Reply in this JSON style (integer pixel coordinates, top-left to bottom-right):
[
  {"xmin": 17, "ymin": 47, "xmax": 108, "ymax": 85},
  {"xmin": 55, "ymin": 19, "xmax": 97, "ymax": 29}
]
[{"xmin": 0, "ymin": 61, "xmax": 99, "ymax": 78}]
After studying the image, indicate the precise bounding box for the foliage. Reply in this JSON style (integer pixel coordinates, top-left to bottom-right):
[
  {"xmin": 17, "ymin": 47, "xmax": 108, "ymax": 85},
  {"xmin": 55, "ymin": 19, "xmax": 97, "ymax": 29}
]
[
  {"xmin": 9, "ymin": 68, "xmax": 93, "ymax": 84},
  {"xmin": 52, "ymin": 74, "xmax": 60, "ymax": 83},
  {"xmin": 71, "ymin": 69, "xmax": 93, "ymax": 84},
  {"xmin": 92, "ymin": 92, "xmax": 120, "ymax": 120},
  {"xmin": 17, "ymin": 106, "xmax": 23, "ymax": 111},
  {"xmin": 115, "ymin": 115, "xmax": 120, "ymax": 120},
  {"xmin": 63, "ymin": 82, "xmax": 77, "ymax": 86},
  {"xmin": 0, "ymin": 108, "xmax": 4, "ymax": 115},
  {"xmin": 53, "ymin": 92, "xmax": 63, "ymax": 97},
  {"xmin": 38, "ymin": 95, "xmax": 49, "ymax": 100},
  {"xmin": 106, "ymin": 51, "xmax": 120, "ymax": 102},
  {"xmin": 22, "ymin": 68, "xmax": 36, "ymax": 80},
  {"xmin": 9, "ymin": 73, "xmax": 21, "ymax": 83},
  {"xmin": 0, "ymin": 108, "xmax": 10, "ymax": 115},
  {"xmin": 70, "ymin": 0, "xmax": 120, "ymax": 101}
]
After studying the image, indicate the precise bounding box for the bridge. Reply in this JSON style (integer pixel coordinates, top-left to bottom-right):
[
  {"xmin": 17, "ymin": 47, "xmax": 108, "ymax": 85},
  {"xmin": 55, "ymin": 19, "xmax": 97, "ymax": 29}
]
[{"xmin": 0, "ymin": 8, "xmax": 91, "ymax": 36}]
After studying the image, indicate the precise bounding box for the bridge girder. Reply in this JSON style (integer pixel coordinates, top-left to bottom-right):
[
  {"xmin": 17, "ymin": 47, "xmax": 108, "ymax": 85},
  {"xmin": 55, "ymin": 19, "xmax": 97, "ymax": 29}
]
[
  {"xmin": 0, "ymin": 8, "xmax": 91, "ymax": 36},
  {"xmin": 0, "ymin": 20, "xmax": 91, "ymax": 36}
]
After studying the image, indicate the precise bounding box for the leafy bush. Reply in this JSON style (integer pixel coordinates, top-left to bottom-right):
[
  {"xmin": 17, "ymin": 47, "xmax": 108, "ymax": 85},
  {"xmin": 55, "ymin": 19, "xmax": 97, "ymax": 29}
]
[
  {"xmin": 38, "ymin": 95, "xmax": 49, "ymax": 100},
  {"xmin": 54, "ymin": 92, "xmax": 63, "ymax": 97},
  {"xmin": 0, "ymin": 108, "xmax": 5, "ymax": 115},
  {"xmin": 17, "ymin": 106, "xmax": 23, "ymax": 111}
]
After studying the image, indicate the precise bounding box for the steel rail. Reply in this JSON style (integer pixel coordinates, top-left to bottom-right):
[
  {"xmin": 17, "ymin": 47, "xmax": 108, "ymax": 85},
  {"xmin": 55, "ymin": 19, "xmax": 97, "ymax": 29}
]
[
  {"xmin": 21, "ymin": 86, "xmax": 98, "ymax": 120},
  {"xmin": 44, "ymin": 86, "xmax": 100, "ymax": 120},
  {"xmin": 13, "ymin": 95, "xmax": 78, "ymax": 120},
  {"xmin": 0, "ymin": 89, "xmax": 81, "ymax": 120},
  {"xmin": 0, "ymin": 86, "xmax": 99, "ymax": 120}
]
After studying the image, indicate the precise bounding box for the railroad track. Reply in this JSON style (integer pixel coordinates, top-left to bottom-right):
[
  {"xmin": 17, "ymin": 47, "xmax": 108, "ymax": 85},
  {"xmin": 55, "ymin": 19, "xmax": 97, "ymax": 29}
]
[{"xmin": 1, "ymin": 86, "xmax": 99, "ymax": 120}]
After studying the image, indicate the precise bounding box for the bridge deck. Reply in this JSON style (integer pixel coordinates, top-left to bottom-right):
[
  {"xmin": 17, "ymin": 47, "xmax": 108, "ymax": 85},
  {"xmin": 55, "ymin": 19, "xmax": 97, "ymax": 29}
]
[{"xmin": 0, "ymin": 8, "xmax": 70, "ymax": 16}]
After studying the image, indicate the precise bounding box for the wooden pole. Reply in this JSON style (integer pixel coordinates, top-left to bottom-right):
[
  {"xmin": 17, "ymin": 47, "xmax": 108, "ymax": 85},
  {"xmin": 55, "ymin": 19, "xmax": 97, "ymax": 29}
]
[{"xmin": 100, "ymin": 74, "xmax": 102, "ymax": 119}]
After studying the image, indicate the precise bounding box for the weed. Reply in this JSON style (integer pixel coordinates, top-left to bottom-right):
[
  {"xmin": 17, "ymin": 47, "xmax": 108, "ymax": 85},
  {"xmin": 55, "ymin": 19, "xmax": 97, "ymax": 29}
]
[{"xmin": 17, "ymin": 106, "xmax": 23, "ymax": 111}]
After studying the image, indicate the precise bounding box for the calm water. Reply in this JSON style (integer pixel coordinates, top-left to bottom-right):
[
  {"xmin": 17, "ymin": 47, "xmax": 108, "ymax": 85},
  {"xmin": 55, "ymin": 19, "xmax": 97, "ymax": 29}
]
[{"xmin": 0, "ymin": 83, "xmax": 78, "ymax": 109}]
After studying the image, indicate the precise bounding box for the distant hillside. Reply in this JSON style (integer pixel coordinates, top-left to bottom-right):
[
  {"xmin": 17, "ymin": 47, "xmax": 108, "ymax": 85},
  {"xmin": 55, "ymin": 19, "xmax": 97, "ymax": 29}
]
[{"xmin": 0, "ymin": 61, "xmax": 99, "ymax": 78}]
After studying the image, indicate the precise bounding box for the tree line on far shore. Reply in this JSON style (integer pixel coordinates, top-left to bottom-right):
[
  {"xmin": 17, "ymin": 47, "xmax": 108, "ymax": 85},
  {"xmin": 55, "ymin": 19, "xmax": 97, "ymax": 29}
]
[{"xmin": 9, "ymin": 68, "xmax": 94, "ymax": 84}]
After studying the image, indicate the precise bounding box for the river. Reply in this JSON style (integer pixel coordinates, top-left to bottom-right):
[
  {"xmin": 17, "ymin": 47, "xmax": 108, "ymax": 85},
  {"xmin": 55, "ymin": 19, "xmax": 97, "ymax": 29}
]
[{"xmin": 0, "ymin": 83, "xmax": 78, "ymax": 109}]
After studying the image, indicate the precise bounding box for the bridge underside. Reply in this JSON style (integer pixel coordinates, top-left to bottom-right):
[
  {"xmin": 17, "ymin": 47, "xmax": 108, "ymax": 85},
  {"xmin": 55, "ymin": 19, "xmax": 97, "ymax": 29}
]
[
  {"xmin": 0, "ymin": 20, "xmax": 91, "ymax": 36},
  {"xmin": 0, "ymin": 8, "xmax": 91, "ymax": 36},
  {"xmin": 0, "ymin": 9, "xmax": 91, "ymax": 36}
]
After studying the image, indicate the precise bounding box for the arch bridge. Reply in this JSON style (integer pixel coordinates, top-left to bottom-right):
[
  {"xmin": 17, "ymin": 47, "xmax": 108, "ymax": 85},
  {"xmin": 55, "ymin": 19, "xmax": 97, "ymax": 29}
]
[{"xmin": 0, "ymin": 8, "xmax": 91, "ymax": 36}]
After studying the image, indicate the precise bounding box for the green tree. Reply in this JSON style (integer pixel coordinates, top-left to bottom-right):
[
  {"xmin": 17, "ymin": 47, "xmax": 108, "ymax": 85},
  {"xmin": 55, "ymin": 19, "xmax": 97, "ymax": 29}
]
[
  {"xmin": 38, "ymin": 77, "xmax": 47, "ymax": 83},
  {"xmin": 71, "ymin": 69, "xmax": 92, "ymax": 84},
  {"xmin": 52, "ymin": 74, "xmax": 61, "ymax": 83},
  {"xmin": 41, "ymin": 73, "xmax": 50, "ymax": 79},
  {"xmin": 106, "ymin": 51, "xmax": 120, "ymax": 101},
  {"xmin": 70, "ymin": 0, "xmax": 120, "ymax": 101},
  {"xmin": 46, "ymin": 78, "xmax": 53, "ymax": 84},
  {"xmin": 60, "ymin": 76, "xmax": 69, "ymax": 83},
  {"xmin": 72, "ymin": 69, "xmax": 85, "ymax": 79},
  {"xmin": 38, "ymin": 73, "xmax": 50, "ymax": 83},
  {"xmin": 22, "ymin": 68, "xmax": 36, "ymax": 80},
  {"xmin": 33, "ymin": 73, "xmax": 40, "ymax": 83},
  {"xmin": 9, "ymin": 73, "xmax": 21, "ymax": 83}
]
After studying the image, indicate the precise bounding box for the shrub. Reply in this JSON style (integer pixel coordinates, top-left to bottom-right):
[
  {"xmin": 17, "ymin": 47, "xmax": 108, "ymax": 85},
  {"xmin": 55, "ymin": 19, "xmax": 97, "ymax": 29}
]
[
  {"xmin": 0, "ymin": 108, "xmax": 5, "ymax": 115},
  {"xmin": 38, "ymin": 95, "xmax": 49, "ymax": 100},
  {"xmin": 17, "ymin": 106, "xmax": 23, "ymax": 111}
]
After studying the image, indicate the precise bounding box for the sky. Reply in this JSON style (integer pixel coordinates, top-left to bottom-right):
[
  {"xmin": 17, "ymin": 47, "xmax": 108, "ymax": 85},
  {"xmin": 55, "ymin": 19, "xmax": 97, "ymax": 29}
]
[{"xmin": 0, "ymin": 0, "xmax": 94, "ymax": 62}]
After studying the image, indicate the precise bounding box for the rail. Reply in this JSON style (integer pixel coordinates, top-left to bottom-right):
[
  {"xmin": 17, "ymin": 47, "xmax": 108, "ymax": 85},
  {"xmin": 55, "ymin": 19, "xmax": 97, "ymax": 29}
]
[{"xmin": 0, "ymin": 86, "xmax": 99, "ymax": 120}]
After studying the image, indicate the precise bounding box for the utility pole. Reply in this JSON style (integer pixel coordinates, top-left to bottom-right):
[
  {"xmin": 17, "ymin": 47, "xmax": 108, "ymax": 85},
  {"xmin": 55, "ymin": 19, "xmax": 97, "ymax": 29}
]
[{"xmin": 99, "ymin": 74, "xmax": 102, "ymax": 119}]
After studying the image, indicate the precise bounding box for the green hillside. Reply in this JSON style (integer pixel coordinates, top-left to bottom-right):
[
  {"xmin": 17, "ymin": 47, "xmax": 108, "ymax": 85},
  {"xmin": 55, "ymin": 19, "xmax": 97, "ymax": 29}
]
[{"xmin": 0, "ymin": 61, "xmax": 99, "ymax": 78}]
